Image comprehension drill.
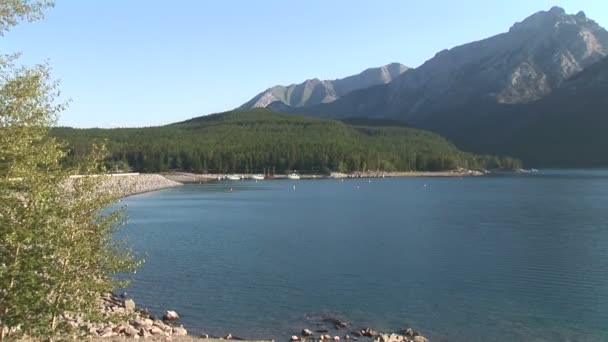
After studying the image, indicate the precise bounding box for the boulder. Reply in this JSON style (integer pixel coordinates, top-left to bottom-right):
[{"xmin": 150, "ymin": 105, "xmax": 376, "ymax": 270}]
[
  {"xmin": 173, "ymin": 326, "xmax": 188, "ymax": 336},
  {"xmin": 113, "ymin": 324, "xmax": 127, "ymax": 334},
  {"xmin": 163, "ymin": 310, "xmax": 180, "ymax": 321},
  {"xmin": 413, "ymin": 337, "xmax": 428, "ymax": 342},
  {"xmin": 290, "ymin": 335, "xmax": 300, "ymax": 341},
  {"xmin": 139, "ymin": 327, "xmax": 150, "ymax": 338},
  {"xmin": 302, "ymin": 329, "xmax": 314, "ymax": 336},
  {"xmin": 124, "ymin": 299, "xmax": 136, "ymax": 311},
  {"xmin": 125, "ymin": 325, "xmax": 139, "ymax": 337},
  {"xmin": 99, "ymin": 327, "xmax": 114, "ymax": 338},
  {"xmin": 361, "ymin": 328, "xmax": 378, "ymax": 337},
  {"xmin": 333, "ymin": 336, "xmax": 340, "ymax": 341},
  {"xmin": 403, "ymin": 329, "xmax": 416, "ymax": 337},
  {"xmin": 380, "ymin": 334, "xmax": 406, "ymax": 342},
  {"xmin": 224, "ymin": 333, "xmax": 233, "ymax": 339},
  {"xmin": 149, "ymin": 326, "xmax": 164, "ymax": 335}
]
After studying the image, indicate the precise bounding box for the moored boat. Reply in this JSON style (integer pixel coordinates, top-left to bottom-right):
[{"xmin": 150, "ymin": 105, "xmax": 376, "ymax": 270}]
[{"xmin": 287, "ymin": 173, "xmax": 300, "ymax": 180}]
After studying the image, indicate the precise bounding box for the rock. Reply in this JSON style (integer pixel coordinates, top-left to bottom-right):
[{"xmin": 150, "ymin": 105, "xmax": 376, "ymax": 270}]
[
  {"xmin": 140, "ymin": 308, "xmax": 150, "ymax": 318},
  {"xmin": 403, "ymin": 329, "xmax": 415, "ymax": 337},
  {"xmin": 112, "ymin": 324, "xmax": 126, "ymax": 334},
  {"xmin": 201, "ymin": 334, "xmax": 210, "ymax": 338},
  {"xmin": 352, "ymin": 331, "xmax": 363, "ymax": 337},
  {"xmin": 139, "ymin": 327, "xmax": 150, "ymax": 338},
  {"xmin": 380, "ymin": 334, "xmax": 406, "ymax": 342},
  {"xmin": 344, "ymin": 335, "xmax": 350, "ymax": 340},
  {"xmin": 150, "ymin": 326, "xmax": 163, "ymax": 335},
  {"xmin": 173, "ymin": 326, "xmax": 188, "ymax": 336},
  {"xmin": 317, "ymin": 329, "xmax": 329, "ymax": 333},
  {"xmin": 99, "ymin": 327, "xmax": 114, "ymax": 338},
  {"xmin": 333, "ymin": 336, "xmax": 340, "ymax": 341},
  {"xmin": 302, "ymin": 329, "xmax": 314, "ymax": 337},
  {"xmin": 224, "ymin": 333, "xmax": 233, "ymax": 340},
  {"xmin": 413, "ymin": 337, "xmax": 428, "ymax": 342},
  {"xmin": 323, "ymin": 318, "xmax": 347, "ymax": 330},
  {"xmin": 291, "ymin": 335, "xmax": 300, "ymax": 341},
  {"xmin": 324, "ymin": 335, "xmax": 331, "ymax": 340},
  {"xmin": 125, "ymin": 325, "xmax": 139, "ymax": 337},
  {"xmin": 120, "ymin": 292, "xmax": 128, "ymax": 298},
  {"xmin": 163, "ymin": 310, "xmax": 180, "ymax": 321},
  {"xmin": 124, "ymin": 299, "xmax": 136, "ymax": 311},
  {"xmin": 361, "ymin": 328, "xmax": 378, "ymax": 337}
]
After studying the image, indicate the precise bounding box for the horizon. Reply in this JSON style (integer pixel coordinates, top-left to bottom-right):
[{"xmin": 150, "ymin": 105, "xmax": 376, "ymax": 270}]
[{"xmin": 3, "ymin": 0, "xmax": 608, "ymax": 128}]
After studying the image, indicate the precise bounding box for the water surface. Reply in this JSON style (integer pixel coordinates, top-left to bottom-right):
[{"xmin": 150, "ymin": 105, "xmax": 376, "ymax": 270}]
[{"xmin": 118, "ymin": 170, "xmax": 608, "ymax": 341}]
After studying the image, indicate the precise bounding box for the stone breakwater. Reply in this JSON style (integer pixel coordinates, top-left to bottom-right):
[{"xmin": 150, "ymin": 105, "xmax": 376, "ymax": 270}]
[
  {"xmin": 98, "ymin": 174, "xmax": 182, "ymax": 197},
  {"xmin": 68, "ymin": 173, "xmax": 183, "ymax": 198}
]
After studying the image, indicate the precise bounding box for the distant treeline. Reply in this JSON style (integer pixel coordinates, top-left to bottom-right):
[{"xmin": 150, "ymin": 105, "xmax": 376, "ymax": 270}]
[{"xmin": 52, "ymin": 109, "xmax": 522, "ymax": 173}]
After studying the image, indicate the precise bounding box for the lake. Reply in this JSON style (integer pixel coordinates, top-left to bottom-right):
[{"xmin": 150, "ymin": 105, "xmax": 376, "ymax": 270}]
[{"xmin": 117, "ymin": 170, "xmax": 608, "ymax": 341}]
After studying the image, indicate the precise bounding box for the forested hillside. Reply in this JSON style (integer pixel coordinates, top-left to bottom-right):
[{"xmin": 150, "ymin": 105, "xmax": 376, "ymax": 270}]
[{"xmin": 52, "ymin": 109, "xmax": 520, "ymax": 173}]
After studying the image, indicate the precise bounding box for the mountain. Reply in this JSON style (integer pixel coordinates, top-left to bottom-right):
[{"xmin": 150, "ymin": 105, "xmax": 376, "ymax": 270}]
[
  {"xmin": 468, "ymin": 55, "xmax": 608, "ymax": 166},
  {"xmin": 281, "ymin": 6, "xmax": 608, "ymax": 166},
  {"xmin": 240, "ymin": 63, "xmax": 409, "ymax": 110},
  {"xmin": 294, "ymin": 7, "xmax": 608, "ymax": 121},
  {"xmin": 52, "ymin": 109, "xmax": 520, "ymax": 173}
]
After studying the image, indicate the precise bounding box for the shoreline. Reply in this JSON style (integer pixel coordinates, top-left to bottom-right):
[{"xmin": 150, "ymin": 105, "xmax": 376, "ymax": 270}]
[
  {"xmin": 161, "ymin": 170, "xmax": 485, "ymax": 184},
  {"xmin": 92, "ymin": 173, "xmax": 183, "ymax": 198},
  {"xmin": 74, "ymin": 294, "xmax": 429, "ymax": 342}
]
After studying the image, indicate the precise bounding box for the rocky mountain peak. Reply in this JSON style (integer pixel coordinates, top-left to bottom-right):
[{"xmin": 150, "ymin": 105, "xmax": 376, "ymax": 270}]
[
  {"xmin": 509, "ymin": 6, "xmax": 596, "ymax": 33},
  {"xmin": 240, "ymin": 63, "xmax": 409, "ymax": 109}
]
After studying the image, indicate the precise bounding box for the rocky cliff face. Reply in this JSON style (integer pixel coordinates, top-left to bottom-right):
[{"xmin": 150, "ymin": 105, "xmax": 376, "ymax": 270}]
[
  {"xmin": 297, "ymin": 6, "xmax": 608, "ymax": 120},
  {"xmin": 240, "ymin": 63, "xmax": 409, "ymax": 109}
]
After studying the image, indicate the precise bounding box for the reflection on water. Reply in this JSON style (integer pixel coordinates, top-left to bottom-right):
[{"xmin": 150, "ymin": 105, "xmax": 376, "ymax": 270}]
[{"xmin": 117, "ymin": 170, "xmax": 608, "ymax": 341}]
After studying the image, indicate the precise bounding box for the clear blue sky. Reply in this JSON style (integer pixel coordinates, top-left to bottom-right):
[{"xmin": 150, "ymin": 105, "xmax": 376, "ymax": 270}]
[{"xmin": 3, "ymin": 0, "xmax": 607, "ymax": 127}]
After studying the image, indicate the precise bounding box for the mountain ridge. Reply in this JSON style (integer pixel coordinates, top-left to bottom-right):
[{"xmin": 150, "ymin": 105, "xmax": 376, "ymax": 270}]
[
  {"xmin": 240, "ymin": 63, "xmax": 409, "ymax": 109},
  {"xmin": 295, "ymin": 7, "xmax": 608, "ymax": 121}
]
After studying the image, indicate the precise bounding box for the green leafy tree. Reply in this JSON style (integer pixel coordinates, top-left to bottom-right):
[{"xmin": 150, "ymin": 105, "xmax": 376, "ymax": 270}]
[{"xmin": 0, "ymin": 2, "xmax": 139, "ymax": 340}]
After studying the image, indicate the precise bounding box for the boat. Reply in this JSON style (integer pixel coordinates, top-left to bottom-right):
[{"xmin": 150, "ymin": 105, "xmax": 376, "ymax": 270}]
[
  {"xmin": 251, "ymin": 174, "xmax": 265, "ymax": 180},
  {"xmin": 287, "ymin": 173, "xmax": 300, "ymax": 180},
  {"xmin": 226, "ymin": 175, "xmax": 241, "ymax": 181}
]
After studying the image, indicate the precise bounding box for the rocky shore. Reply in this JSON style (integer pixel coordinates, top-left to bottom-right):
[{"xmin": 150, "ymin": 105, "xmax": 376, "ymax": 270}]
[
  {"xmin": 160, "ymin": 170, "xmax": 484, "ymax": 184},
  {"xmin": 51, "ymin": 294, "xmax": 430, "ymax": 342},
  {"xmin": 55, "ymin": 293, "xmax": 189, "ymax": 339}
]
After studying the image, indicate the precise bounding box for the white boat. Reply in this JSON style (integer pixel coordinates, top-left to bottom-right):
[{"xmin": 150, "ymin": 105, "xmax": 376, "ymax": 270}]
[
  {"xmin": 251, "ymin": 174, "xmax": 265, "ymax": 180},
  {"xmin": 226, "ymin": 175, "xmax": 241, "ymax": 181},
  {"xmin": 287, "ymin": 173, "xmax": 300, "ymax": 180}
]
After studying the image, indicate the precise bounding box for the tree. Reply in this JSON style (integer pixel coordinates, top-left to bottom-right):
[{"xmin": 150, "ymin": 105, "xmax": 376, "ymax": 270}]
[{"xmin": 0, "ymin": 2, "xmax": 139, "ymax": 340}]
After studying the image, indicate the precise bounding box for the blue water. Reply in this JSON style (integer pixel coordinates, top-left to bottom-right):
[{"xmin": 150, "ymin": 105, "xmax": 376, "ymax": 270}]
[{"xmin": 117, "ymin": 170, "xmax": 608, "ymax": 341}]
